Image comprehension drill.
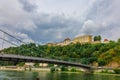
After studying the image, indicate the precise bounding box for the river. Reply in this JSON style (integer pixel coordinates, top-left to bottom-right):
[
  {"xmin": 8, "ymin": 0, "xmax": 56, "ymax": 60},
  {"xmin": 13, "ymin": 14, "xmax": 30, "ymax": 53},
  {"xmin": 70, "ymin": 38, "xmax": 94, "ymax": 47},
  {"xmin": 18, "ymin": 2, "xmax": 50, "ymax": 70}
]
[{"xmin": 0, "ymin": 70, "xmax": 120, "ymax": 80}]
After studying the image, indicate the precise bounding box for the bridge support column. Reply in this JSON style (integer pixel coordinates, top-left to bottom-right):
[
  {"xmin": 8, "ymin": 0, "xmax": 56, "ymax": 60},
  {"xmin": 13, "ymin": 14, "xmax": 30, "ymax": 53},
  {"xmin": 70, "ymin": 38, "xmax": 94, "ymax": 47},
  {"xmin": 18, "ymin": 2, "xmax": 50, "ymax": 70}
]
[
  {"xmin": 84, "ymin": 69, "xmax": 94, "ymax": 73},
  {"xmin": 29, "ymin": 66, "xmax": 32, "ymax": 71},
  {"xmin": 13, "ymin": 61, "xmax": 18, "ymax": 66},
  {"xmin": 24, "ymin": 66, "xmax": 32, "ymax": 71}
]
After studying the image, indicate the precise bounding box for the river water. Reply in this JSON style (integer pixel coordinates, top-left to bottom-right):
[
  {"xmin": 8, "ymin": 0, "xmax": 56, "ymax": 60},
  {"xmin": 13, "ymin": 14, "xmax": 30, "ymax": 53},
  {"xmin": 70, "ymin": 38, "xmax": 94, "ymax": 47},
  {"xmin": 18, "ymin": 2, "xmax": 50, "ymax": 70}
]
[{"xmin": 0, "ymin": 70, "xmax": 120, "ymax": 80}]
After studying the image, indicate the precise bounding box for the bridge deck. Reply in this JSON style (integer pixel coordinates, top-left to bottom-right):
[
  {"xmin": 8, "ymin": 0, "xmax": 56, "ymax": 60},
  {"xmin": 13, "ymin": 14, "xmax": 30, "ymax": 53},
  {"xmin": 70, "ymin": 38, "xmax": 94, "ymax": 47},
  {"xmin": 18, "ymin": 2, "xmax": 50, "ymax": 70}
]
[{"xmin": 0, "ymin": 54, "xmax": 92, "ymax": 69}]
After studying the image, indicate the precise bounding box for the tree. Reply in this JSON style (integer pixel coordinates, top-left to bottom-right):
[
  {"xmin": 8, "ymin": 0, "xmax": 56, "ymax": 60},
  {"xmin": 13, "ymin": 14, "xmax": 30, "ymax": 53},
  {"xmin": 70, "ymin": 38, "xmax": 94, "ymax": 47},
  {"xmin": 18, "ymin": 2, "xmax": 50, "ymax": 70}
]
[
  {"xmin": 61, "ymin": 66, "xmax": 68, "ymax": 71},
  {"xmin": 118, "ymin": 38, "xmax": 120, "ymax": 43},
  {"xmin": 98, "ymin": 58, "xmax": 107, "ymax": 66},
  {"xmin": 94, "ymin": 35, "xmax": 101, "ymax": 41},
  {"xmin": 114, "ymin": 68, "xmax": 120, "ymax": 74}
]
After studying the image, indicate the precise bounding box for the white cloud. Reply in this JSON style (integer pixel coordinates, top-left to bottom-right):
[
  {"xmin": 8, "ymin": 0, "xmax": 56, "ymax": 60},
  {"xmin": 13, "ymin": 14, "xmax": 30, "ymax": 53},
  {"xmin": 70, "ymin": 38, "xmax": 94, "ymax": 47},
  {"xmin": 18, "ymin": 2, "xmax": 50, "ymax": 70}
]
[
  {"xmin": 14, "ymin": 32, "xmax": 34, "ymax": 43},
  {"xmin": 81, "ymin": 20, "xmax": 105, "ymax": 35},
  {"xmin": 0, "ymin": 0, "xmax": 37, "ymax": 32},
  {"xmin": 76, "ymin": 0, "xmax": 120, "ymax": 40},
  {"xmin": 0, "ymin": 0, "xmax": 37, "ymax": 48},
  {"xmin": 16, "ymin": 20, "xmax": 37, "ymax": 31}
]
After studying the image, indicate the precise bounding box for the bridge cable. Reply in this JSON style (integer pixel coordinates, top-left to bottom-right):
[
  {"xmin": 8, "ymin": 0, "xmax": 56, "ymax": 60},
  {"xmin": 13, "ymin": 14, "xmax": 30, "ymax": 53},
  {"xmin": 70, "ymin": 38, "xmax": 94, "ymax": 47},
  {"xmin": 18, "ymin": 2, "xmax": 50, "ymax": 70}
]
[
  {"xmin": 0, "ymin": 29, "xmax": 26, "ymax": 44},
  {"xmin": 0, "ymin": 36, "xmax": 18, "ymax": 46},
  {"xmin": 1, "ymin": 32, "xmax": 5, "ymax": 49}
]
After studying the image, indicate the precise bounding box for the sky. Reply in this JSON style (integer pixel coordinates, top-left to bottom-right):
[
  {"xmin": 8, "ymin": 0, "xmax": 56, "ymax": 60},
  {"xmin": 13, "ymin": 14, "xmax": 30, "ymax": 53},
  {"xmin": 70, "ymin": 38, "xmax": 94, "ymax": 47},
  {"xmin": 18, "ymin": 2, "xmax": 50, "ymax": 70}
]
[{"xmin": 0, "ymin": 0, "xmax": 120, "ymax": 48}]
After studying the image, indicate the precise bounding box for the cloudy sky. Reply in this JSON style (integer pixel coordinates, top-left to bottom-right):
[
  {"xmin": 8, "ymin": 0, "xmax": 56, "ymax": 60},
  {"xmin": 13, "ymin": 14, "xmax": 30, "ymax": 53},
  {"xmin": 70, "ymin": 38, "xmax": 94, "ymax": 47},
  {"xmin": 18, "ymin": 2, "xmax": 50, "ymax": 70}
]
[{"xmin": 0, "ymin": 0, "xmax": 120, "ymax": 47}]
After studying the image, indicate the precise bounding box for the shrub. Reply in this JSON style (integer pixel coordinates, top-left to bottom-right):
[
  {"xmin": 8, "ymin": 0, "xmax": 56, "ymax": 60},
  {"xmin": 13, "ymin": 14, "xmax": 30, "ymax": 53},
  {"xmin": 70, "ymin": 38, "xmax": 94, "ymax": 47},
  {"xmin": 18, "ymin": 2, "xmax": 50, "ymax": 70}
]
[
  {"xmin": 50, "ymin": 67, "xmax": 55, "ymax": 72},
  {"xmin": 61, "ymin": 66, "xmax": 68, "ymax": 71},
  {"xmin": 70, "ymin": 68, "xmax": 76, "ymax": 72},
  {"xmin": 114, "ymin": 68, "xmax": 120, "ymax": 74}
]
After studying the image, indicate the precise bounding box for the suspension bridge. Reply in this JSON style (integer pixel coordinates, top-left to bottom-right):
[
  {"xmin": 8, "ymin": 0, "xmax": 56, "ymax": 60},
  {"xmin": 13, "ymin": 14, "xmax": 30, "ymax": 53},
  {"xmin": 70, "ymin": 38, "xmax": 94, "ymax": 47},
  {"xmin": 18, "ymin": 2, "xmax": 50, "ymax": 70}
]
[{"xmin": 0, "ymin": 29, "xmax": 93, "ymax": 71}]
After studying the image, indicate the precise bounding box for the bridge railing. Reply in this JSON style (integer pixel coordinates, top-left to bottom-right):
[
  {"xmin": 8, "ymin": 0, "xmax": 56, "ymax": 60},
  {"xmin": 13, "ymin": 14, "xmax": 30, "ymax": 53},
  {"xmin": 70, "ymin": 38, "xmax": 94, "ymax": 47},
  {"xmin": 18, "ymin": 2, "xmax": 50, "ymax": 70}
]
[{"xmin": 44, "ymin": 56, "xmax": 82, "ymax": 64}]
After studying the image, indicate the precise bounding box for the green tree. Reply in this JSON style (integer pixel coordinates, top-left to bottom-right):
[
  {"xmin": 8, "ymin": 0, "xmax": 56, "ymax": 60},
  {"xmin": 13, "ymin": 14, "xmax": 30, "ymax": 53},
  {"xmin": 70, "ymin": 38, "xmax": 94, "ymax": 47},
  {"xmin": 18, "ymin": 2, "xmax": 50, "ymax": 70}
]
[
  {"xmin": 114, "ymin": 68, "xmax": 120, "ymax": 74},
  {"xmin": 117, "ymin": 38, "xmax": 120, "ymax": 43},
  {"xmin": 94, "ymin": 35, "xmax": 101, "ymax": 41},
  {"xmin": 61, "ymin": 66, "xmax": 68, "ymax": 71},
  {"xmin": 98, "ymin": 58, "xmax": 107, "ymax": 66}
]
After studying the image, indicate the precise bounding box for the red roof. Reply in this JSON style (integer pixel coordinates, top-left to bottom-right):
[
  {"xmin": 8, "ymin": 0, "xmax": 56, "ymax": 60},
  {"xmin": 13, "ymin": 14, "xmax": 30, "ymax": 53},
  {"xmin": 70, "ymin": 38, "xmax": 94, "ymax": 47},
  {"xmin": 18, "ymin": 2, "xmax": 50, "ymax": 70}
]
[{"xmin": 104, "ymin": 39, "xmax": 108, "ymax": 42}]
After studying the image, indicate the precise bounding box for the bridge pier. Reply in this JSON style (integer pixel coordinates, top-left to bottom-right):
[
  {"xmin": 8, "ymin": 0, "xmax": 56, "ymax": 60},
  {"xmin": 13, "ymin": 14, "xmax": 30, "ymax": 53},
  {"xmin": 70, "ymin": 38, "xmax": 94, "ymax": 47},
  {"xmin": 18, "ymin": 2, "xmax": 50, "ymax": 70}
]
[
  {"xmin": 24, "ymin": 65, "xmax": 32, "ymax": 71},
  {"xmin": 13, "ymin": 61, "xmax": 19, "ymax": 66},
  {"xmin": 82, "ymin": 67, "xmax": 94, "ymax": 73},
  {"xmin": 84, "ymin": 69, "xmax": 93, "ymax": 73}
]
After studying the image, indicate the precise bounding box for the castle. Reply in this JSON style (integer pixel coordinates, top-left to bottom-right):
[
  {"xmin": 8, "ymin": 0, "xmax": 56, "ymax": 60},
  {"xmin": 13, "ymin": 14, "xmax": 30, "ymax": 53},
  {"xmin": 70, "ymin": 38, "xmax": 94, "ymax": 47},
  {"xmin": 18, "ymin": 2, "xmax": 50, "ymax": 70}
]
[{"xmin": 47, "ymin": 35, "xmax": 93, "ymax": 46}]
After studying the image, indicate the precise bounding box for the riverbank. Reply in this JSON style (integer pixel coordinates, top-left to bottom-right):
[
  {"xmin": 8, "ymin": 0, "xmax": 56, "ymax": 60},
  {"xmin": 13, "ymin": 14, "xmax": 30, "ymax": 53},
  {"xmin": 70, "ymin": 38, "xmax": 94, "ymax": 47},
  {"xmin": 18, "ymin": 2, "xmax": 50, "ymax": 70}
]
[
  {"xmin": 1, "ymin": 66, "xmax": 120, "ymax": 76},
  {"xmin": 0, "ymin": 66, "xmax": 50, "ymax": 71},
  {"xmin": 94, "ymin": 72, "xmax": 120, "ymax": 76},
  {"xmin": 0, "ymin": 66, "xmax": 23, "ymax": 71}
]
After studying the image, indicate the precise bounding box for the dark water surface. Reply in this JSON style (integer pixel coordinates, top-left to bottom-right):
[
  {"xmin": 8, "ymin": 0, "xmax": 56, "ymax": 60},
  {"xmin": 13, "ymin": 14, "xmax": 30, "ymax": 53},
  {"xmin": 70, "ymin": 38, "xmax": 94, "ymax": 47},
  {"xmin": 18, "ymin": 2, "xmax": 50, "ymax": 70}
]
[{"xmin": 0, "ymin": 70, "xmax": 120, "ymax": 80}]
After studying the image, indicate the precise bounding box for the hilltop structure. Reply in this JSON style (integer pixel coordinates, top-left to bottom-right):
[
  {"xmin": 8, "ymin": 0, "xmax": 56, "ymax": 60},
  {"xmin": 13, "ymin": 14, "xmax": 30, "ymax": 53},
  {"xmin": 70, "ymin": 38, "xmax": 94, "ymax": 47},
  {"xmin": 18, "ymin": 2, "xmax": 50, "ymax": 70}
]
[
  {"xmin": 46, "ymin": 35, "xmax": 110, "ymax": 46},
  {"xmin": 47, "ymin": 43, "xmax": 58, "ymax": 46},
  {"xmin": 57, "ymin": 38, "xmax": 71, "ymax": 46},
  {"xmin": 47, "ymin": 35, "xmax": 94, "ymax": 46},
  {"xmin": 73, "ymin": 35, "xmax": 92, "ymax": 44}
]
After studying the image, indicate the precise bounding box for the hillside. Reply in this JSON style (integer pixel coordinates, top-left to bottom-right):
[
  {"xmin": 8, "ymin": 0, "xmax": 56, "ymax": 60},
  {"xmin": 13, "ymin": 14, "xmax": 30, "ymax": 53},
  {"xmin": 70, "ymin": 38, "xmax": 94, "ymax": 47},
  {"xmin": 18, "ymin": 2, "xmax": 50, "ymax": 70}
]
[{"xmin": 1, "ymin": 39, "xmax": 120, "ymax": 67}]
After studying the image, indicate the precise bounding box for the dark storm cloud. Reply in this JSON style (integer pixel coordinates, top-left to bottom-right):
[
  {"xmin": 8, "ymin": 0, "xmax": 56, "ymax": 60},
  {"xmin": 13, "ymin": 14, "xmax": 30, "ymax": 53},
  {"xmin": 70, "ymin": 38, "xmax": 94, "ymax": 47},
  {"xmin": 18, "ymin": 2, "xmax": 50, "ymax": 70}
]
[
  {"xmin": 29, "ymin": 13, "xmax": 81, "ymax": 43},
  {"xmin": 33, "ymin": 14, "xmax": 73, "ymax": 29},
  {"xmin": 19, "ymin": 0, "xmax": 37, "ymax": 12}
]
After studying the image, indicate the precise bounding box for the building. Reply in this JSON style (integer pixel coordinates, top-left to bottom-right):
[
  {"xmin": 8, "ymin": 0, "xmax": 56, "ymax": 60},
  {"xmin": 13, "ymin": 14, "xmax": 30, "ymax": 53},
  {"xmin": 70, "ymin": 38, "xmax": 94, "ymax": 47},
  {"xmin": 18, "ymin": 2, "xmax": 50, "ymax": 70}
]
[
  {"xmin": 63, "ymin": 38, "xmax": 71, "ymax": 44},
  {"xmin": 50, "ymin": 38, "xmax": 71, "ymax": 46},
  {"xmin": 73, "ymin": 35, "xmax": 92, "ymax": 44},
  {"xmin": 46, "ymin": 35, "xmax": 93, "ymax": 46},
  {"xmin": 92, "ymin": 41, "xmax": 101, "ymax": 44},
  {"xmin": 60, "ymin": 38, "xmax": 71, "ymax": 46},
  {"xmin": 47, "ymin": 43, "xmax": 57, "ymax": 46},
  {"xmin": 25, "ymin": 62, "xmax": 34, "ymax": 67},
  {"xmin": 103, "ymin": 39, "xmax": 109, "ymax": 43},
  {"xmin": 39, "ymin": 63, "xmax": 48, "ymax": 67}
]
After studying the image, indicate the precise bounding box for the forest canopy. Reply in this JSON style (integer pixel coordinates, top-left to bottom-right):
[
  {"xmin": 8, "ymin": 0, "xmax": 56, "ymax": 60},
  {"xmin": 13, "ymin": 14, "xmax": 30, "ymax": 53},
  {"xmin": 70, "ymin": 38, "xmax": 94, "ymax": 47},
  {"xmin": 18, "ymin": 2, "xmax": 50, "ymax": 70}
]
[{"xmin": 1, "ymin": 39, "xmax": 120, "ymax": 66}]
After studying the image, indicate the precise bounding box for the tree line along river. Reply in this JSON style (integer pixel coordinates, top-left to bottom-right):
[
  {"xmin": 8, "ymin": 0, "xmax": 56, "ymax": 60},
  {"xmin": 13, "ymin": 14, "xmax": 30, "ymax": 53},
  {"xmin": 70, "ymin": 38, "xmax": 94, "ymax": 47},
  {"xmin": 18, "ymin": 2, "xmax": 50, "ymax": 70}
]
[{"xmin": 0, "ymin": 70, "xmax": 120, "ymax": 80}]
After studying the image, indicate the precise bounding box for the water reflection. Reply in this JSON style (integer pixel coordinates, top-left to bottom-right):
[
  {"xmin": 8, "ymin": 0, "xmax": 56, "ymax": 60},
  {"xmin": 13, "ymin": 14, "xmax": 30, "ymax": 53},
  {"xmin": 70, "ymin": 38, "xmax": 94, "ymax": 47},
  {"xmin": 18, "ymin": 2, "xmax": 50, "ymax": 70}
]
[{"xmin": 0, "ymin": 71, "xmax": 120, "ymax": 80}]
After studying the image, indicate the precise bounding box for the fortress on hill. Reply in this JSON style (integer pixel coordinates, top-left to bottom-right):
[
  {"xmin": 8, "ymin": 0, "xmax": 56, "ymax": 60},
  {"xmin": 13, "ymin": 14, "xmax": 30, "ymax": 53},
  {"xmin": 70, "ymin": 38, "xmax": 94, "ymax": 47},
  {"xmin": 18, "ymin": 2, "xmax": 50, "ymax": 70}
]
[{"xmin": 47, "ymin": 35, "xmax": 109, "ymax": 46}]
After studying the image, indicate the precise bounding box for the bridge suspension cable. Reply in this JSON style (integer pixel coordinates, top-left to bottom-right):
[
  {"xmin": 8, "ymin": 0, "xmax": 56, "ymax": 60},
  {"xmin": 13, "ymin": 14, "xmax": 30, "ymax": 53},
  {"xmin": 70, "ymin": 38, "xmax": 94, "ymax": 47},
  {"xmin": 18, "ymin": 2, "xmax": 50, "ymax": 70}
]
[
  {"xmin": 0, "ymin": 36, "xmax": 18, "ymax": 46},
  {"xmin": 0, "ymin": 29, "xmax": 26, "ymax": 44},
  {"xmin": 0, "ymin": 29, "xmax": 40, "ymax": 56},
  {"xmin": 0, "ymin": 29, "xmax": 27, "ymax": 53},
  {"xmin": 1, "ymin": 31, "xmax": 5, "ymax": 49},
  {"xmin": 0, "ymin": 29, "xmax": 77, "ymax": 61}
]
